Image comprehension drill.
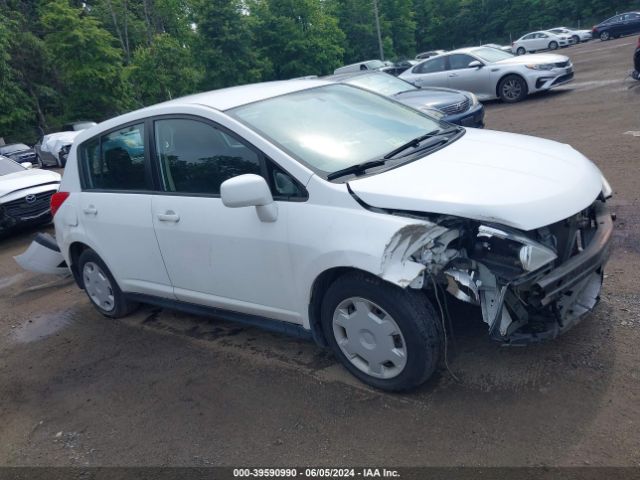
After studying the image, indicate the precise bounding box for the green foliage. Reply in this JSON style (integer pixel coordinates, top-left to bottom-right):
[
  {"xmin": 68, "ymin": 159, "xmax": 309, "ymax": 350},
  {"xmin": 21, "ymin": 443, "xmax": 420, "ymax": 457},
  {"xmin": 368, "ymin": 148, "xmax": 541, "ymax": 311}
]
[
  {"xmin": 126, "ymin": 33, "xmax": 203, "ymax": 105},
  {"xmin": 2, "ymin": 0, "xmax": 640, "ymax": 143},
  {"xmin": 40, "ymin": 0, "xmax": 131, "ymax": 120}
]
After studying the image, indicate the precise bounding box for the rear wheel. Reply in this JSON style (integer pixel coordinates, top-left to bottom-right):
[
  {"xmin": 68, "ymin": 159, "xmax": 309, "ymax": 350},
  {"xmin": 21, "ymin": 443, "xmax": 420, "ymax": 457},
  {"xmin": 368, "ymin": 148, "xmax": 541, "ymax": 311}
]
[
  {"xmin": 516, "ymin": 47, "xmax": 526, "ymax": 56},
  {"xmin": 78, "ymin": 249, "xmax": 138, "ymax": 318},
  {"xmin": 549, "ymin": 41, "xmax": 559, "ymax": 50},
  {"xmin": 498, "ymin": 74, "xmax": 528, "ymax": 103},
  {"xmin": 600, "ymin": 31, "xmax": 610, "ymax": 41},
  {"xmin": 321, "ymin": 271, "xmax": 441, "ymax": 391},
  {"xmin": 572, "ymin": 35, "xmax": 580, "ymax": 44}
]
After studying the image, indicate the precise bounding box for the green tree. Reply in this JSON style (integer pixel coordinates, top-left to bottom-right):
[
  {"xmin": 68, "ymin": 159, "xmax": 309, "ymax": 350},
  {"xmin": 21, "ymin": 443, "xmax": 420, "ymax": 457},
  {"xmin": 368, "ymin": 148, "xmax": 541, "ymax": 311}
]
[
  {"xmin": 40, "ymin": 0, "xmax": 131, "ymax": 121},
  {"xmin": 126, "ymin": 33, "xmax": 203, "ymax": 105},
  {"xmin": 249, "ymin": 0, "xmax": 345, "ymax": 79},
  {"xmin": 192, "ymin": 0, "xmax": 266, "ymax": 90},
  {"xmin": 328, "ymin": 0, "xmax": 379, "ymax": 63}
]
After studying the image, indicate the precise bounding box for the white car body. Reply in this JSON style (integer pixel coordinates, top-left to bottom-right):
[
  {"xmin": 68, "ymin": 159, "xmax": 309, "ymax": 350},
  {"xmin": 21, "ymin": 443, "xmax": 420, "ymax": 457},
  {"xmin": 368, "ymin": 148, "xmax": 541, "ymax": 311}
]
[
  {"xmin": 399, "ymin": 46, "xmax": 574, "ymax": 102},
  {"xmin": 512, "ymin": 30, "xmax": 571, "ymax": 55},
  {"xmin": 0, "ymin": 157, "xmax": 60, "ymax": 233},
  {"xmin": 29, "ymin": 80, "xmax": 613, "ymax": 390},
  {"xmin": 40, "ymin": 131, "xmax": 81, "ymax": 159},
  {"xmin": 549, "ymin": 27, "xmax": 592, "ymax": 43},
  {"xmin": 334, "ymin": 59, "xmax": 386, "ymax": 74}
]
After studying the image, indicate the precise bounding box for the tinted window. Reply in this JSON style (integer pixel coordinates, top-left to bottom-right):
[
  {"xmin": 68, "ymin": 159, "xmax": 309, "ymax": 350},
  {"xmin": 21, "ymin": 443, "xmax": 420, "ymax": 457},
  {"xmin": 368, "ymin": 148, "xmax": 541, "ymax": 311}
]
[
  {"xmin": 415, "ymin": 56, "xmax": 446, "ymax": 74},
  {"xmin": 522, "ymin": 33, "xmax": 535, "ymax": 40},
  {"xmin": 154, "ymin": 118, "xmax": 261, "ymax": 195},
  {"xmin": 448, "ymin": 54, "xmax": 476, "ymax": 70},
  {"xmin": 81, "ymin": 123, "xmax": 150, "ymax": 191}
]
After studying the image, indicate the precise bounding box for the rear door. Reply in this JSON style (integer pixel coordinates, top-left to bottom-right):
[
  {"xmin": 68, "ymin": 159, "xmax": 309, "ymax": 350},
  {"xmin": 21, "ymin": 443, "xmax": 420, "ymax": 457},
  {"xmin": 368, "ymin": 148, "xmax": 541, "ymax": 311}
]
[
  {"xmin": 149, "ymin": 116, "xmax": 305, "ymax": 324},
  {"xmin": 406, "ymin": 56, "xmax": 449, "ymax": 88},
  {"xmin": 77, "ymin": 122, "xmax": 173, "ymax": 298}
]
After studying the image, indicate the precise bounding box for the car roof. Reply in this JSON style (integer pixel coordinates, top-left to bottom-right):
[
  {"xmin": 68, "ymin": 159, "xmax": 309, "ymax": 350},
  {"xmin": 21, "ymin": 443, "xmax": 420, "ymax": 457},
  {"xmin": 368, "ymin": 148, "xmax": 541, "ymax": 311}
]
[
  {"xmin": 157, "ymin": 79, "xmax": 331, "ymax": 111},
  {"xmin": 325, "ymin": 70, "xmax": 389, "ymax": 82}
]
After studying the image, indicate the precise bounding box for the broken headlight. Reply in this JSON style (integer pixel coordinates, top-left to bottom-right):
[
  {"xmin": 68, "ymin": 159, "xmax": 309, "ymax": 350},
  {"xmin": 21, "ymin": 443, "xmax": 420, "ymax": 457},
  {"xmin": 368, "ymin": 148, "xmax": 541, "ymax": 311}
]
[{"xmin": 475, "ymin": 225, "xmax": 557, "ymax": 273}]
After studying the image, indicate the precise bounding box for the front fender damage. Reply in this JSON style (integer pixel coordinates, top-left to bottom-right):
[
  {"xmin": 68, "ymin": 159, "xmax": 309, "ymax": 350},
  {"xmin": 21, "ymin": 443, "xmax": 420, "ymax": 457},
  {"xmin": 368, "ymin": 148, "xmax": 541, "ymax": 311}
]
[{"xmin": 379, "ymin": 223, "xmax": 452, "ymax": 288}]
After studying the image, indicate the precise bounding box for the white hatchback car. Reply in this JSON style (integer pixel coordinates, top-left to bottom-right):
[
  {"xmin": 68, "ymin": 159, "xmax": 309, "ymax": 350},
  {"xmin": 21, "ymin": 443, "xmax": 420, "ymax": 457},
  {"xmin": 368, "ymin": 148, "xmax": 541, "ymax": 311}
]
[{"xmin": 41, "ymin": 80, "xmax": 613, "ymax": 391}]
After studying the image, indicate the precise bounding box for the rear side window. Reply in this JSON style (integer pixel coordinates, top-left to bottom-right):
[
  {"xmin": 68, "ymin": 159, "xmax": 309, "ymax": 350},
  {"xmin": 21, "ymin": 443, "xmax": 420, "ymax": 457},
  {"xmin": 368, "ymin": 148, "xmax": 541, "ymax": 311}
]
[
  {"xmin": 80, "ymin": 123, "xmax": 151, "ymax": 191},
  {"xmin": 154, "ymin": 118, "xmax": 261, "ymax": 195},
  {"xmin": 414, "ymin": 56, "xmax": 446, "ymax": 74}
]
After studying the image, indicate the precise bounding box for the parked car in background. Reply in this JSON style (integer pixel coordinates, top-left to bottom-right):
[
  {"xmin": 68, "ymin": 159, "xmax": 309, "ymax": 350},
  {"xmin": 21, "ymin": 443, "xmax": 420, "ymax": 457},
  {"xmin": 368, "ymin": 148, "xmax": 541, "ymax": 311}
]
[
  {"xmin": 35, "ymin": 121, "xmax": 97, "ymax": 167},
  {"xmin": 0, "ymin": 155, "xmax": 60, "ymax": 235},
  {"xmin": 482, "ymin": 43, "xmax": 513, "ymax": 52},
  {"xmin": 512, "ymin": 30, "xmax": 571, "ymax": 55},
  {"xmin": 334, "ymin": 59, "xmax": 386, "ymax": 74},
  {"xmin": 592, "ymin": 12, "xmax": 640, "ymax": 41},
  {"xmin": 328, "ymin": 71, "xmax": 484, "ymax": 127},
  {"xmin": 549, "ymin": 27, "xmax": 592, "ymax": 43},
  {"xmin": 400, "ymin": 46, "xmax": 573, "ymax": 103},
  {"xmin": 0, "ymin": 143, "xmax": 38, "ymax": 167},
  {"xmin": 416, "ymin": 50, "xmax": 446, "ymax": 60},
  {"xmin": 23, "ymin": 79, "xmax": 613, "ymax": 391},
  {"xmin": 382, "ymin": 60, "xmax": 419, "ymax": 76}
]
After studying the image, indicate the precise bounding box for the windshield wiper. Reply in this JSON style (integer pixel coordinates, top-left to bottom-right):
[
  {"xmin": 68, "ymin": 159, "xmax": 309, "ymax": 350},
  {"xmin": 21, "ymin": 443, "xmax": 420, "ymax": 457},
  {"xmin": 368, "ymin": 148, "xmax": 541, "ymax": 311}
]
[
  {"xmin": 383, "ymin": 126, "xmax": 462, "ymax": 160},
  {"xmin": 327, "ymin": 159, "xmax": 389, "ymax": 181}
]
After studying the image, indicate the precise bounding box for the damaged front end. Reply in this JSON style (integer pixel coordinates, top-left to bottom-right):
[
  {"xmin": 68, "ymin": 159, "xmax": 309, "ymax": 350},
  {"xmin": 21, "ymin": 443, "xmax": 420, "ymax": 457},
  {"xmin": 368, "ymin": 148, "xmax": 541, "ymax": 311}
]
[{"xmin": 396, "ymin": 200, "xmax": 613, "ymax": 345}]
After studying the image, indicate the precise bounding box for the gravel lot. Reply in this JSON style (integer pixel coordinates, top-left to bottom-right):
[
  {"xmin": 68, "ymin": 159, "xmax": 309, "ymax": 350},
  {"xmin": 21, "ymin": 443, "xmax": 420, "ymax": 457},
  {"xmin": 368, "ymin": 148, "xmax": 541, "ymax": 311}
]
[{"xmin": 1, "ymin": 37, "xmax": 639, "ymax": 468}]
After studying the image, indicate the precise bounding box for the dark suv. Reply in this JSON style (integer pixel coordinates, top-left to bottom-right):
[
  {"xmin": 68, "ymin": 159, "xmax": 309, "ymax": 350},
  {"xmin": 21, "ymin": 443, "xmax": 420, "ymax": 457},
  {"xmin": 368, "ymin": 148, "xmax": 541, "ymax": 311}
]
[{"xmin": 592, "ymin": 12, "xmax": 640, "ymax": 41}]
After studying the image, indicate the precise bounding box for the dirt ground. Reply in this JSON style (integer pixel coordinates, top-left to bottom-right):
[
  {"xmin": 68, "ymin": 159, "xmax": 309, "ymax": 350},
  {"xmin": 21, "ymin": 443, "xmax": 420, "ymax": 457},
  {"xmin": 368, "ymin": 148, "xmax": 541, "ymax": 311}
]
[{"xmin": 1, "ymin": 37, "xmax": 639, "ymax": 468}]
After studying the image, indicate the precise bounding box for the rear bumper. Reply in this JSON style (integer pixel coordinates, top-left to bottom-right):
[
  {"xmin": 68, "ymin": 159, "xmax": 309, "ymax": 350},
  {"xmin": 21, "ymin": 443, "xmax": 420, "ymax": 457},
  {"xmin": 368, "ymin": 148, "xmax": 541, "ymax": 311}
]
[{"xmin": 14, "ymin": 232, "xmax": 69, "ymax": 275}]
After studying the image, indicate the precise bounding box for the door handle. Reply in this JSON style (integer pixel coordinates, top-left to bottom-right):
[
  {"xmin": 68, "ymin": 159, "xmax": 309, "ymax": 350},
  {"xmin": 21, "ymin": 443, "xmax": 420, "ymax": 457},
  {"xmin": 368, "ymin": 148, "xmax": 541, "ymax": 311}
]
[
  {"xmin": 448, "ymin": 73, "xmax": 458, "ymax": 77},
  {"xmin": 83, "ymin": 206, "xmax": 97, "ymax": 215},
  {"xmin": 157, "ymin": 211, "xmax": 180, "ymax": 223}
]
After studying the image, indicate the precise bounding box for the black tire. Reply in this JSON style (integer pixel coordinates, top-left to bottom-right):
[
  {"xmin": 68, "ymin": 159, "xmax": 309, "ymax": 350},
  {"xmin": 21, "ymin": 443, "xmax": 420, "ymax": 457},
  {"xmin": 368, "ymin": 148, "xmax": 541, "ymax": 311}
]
[
  {"xmin": 498, "ymin": 74, "xmax": 528, "ymax": 103},
  {"xmin": 320, "ymin": 271, "xmax": 441, "ymax": 392},
  {"xmin": 77, "ymin": 249, "xmax": 138, "ymax": 318},
  {"xmin": 548, "ymin": 41, "xmax": 558, "ymax": 50},
  {"xmin": 600, "ymin": 31, "xmax": 610, "ymax": 41},
  {"xmin": 516, "ymin": 47, "xmax": 526, "ymax": 56}
]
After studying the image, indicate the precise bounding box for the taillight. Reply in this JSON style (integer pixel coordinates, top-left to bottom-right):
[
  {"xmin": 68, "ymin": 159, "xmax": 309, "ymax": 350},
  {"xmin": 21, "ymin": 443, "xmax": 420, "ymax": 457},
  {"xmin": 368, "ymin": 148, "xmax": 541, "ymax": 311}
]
[
  {"xmin": 592, "ymin": 26, "xmax": 597, "ymax": 32},
  {"xmin": 50, "ymin": 191, "xmax": 70, "ymax": 217}
]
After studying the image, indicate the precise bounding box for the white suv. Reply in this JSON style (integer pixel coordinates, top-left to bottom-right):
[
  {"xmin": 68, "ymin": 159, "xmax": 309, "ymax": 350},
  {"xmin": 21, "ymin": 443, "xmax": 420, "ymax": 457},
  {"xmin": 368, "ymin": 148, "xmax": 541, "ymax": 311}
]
[{"xmin": 44, "ymin": 80, "xmax": 613, "ymax": 391}]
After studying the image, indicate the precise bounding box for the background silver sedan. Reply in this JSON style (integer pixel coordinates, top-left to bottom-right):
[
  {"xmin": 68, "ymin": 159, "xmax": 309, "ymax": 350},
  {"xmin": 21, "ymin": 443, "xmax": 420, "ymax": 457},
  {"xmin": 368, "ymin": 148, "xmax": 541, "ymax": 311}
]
[{"xmin": 399, "ymin": 46, "xmax": 574, "ymax": 103}]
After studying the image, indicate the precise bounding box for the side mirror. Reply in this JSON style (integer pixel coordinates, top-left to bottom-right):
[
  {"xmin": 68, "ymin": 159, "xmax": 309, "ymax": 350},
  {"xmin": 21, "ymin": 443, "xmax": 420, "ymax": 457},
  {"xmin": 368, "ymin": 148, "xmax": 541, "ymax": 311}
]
[
  {"xmin": 468, "ymin": 60, "xmax": 483, "ymax": 69},
  {"xmin": 221, "ymin": 174, "xmax": 278, "ymax": 222},
  {"xmin": 22, "ymin": 162, "xmax": 33, "ymax": 169}
]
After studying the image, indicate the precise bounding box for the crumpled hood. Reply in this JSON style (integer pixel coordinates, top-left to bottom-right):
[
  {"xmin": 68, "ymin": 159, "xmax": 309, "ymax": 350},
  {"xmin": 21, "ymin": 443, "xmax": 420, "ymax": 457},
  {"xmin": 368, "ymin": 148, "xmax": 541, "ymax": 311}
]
[
  {"xmin": 0, "ymin": 169, "xmax": 61, "ymax": 199},
  {"xmin": 496, "ymin": 53, "xmax": 569, "ymax": 66},
  {"xmin": 348, "ymin": 128, "xmax": 604, "ymax": 231}
]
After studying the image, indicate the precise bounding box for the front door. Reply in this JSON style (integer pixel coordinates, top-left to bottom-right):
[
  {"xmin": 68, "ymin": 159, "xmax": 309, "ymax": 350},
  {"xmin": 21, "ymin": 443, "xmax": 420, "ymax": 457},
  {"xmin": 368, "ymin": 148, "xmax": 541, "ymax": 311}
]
[
  {"xmin": 149, "ymin": 117, "xmax": 303, "ymax": 324},
  {"xmin": 446, "ymin": 54, "xmax": 491, "ymax": 97}
]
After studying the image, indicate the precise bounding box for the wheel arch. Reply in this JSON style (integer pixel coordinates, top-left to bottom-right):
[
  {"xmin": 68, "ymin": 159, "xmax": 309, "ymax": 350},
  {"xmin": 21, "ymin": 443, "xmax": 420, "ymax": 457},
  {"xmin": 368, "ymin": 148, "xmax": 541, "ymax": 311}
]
[
  {"xmin": 68, "ymin": 241, "xmax": 91, "ymax": 289},
  {"xmin": 496, "ymin": 72, "xmax": 529, "ymax": 99}
]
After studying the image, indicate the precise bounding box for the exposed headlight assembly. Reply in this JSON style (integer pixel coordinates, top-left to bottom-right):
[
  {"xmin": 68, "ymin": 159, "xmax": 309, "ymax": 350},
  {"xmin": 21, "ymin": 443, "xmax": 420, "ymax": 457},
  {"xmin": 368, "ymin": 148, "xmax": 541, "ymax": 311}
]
[
  {"xmin": 525, "ymin": 63, "xmax": 555, "ymax": 70},
  {"xmin": 476, "ymin": 225, "xmax": 557, "ymax": 272}
]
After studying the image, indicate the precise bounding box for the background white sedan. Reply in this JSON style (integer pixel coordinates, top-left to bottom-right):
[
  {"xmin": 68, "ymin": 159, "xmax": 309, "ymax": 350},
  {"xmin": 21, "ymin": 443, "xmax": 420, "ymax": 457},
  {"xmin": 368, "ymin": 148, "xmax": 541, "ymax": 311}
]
[
  {"xmin": 549, "ymin": 27, "xmax": 592, "ymax": 43},
  {"xmin": 512, "ymin": 30, "xmax": 570, "ymax": 55}
]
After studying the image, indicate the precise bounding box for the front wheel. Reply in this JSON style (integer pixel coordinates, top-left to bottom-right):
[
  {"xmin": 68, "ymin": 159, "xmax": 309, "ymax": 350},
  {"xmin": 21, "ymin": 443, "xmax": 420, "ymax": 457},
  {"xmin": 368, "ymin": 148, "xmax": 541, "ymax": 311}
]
[
  {"xmin": 498, "ymin": 74, "xmax": 528, "ymax": 103},
  {"xmin": 321, "ymin": 272, "xmax": 442, "ymax": 391},
  {"xmin": 516, "ymin": 47, "xmax": 526, "ymax": 56},
  {"xmin": 78, "ymin": 249, "xmax": 138, "ymax": 318},
  {"xmin": 572, "ymin": 35, "xmax": 580, "ymax": 44},
  {"xmin": 600, "ymin": 31, "xmax": 610, "ymax": 41},
  {"xmin": 549, "ymin": 41, "xmax": 559, "ymax": 50}
]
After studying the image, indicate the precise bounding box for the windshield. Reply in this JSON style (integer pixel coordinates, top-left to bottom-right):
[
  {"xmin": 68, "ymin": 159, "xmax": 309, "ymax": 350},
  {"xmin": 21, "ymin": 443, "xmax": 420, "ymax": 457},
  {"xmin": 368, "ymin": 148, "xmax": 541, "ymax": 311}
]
[
  {"xmin": 0, "ymin": 156, "xmax": 25, "ymax": 175},
  {"xmin": 343, "ymin": 73, "xmax": 418, "ymax": 96},
  {"xmin": 229, "ymin": 84, "xmax": 443, "ymax": 175},
  {"xmin": 0, "ymin": 144, "xmax": 30, "ymax": 154},
  {"xmin": 470, "ymin": 47, "xmax": 514, "ymax": 63},
  {"xmin": 365, "ymin": 60, "xmax": 385, "ymax": 70}
]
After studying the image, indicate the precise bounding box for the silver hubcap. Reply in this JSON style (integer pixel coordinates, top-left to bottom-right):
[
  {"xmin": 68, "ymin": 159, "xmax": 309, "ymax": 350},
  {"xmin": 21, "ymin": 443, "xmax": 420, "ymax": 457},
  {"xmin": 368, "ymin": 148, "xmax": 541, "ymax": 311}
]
[
  {"xmin": 83, "ymin": 262, "xmax": 115, "ymax": 312},
  {"xmin": 332, "ymin": 297, "xmax": 407, "ymax": 379},
  {"xmin": 550, "ymin": 42, "xmax": 557, "ymax": 50},
  {"xmin": 601, "ymin": 32, "xmax": 609, "ymax": 40},
  {"xmin": 502, "ymin": 79, "xmax": 522, "ymax": 100}
]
